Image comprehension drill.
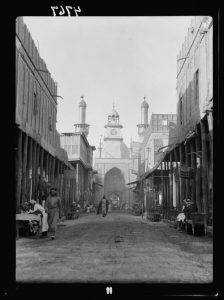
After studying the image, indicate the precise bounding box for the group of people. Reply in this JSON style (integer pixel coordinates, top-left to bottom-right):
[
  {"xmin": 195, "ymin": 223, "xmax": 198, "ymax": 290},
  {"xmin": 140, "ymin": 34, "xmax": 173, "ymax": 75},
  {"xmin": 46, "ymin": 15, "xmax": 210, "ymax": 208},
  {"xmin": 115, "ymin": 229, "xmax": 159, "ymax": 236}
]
[
  {"xmin": 22, "ymin": 192, "xmax": 111, "ymax": 240},
  {"xmin": 24, "ymin": 187, "xmax": 62, "ymax": 240}
]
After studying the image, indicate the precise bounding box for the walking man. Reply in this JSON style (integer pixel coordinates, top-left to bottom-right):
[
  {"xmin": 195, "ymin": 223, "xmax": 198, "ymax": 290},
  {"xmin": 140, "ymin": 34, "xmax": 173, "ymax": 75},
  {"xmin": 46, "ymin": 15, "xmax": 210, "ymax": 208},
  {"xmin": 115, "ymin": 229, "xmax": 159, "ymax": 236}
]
[
  {"xmin": 101, "ymin": 195, "xmax": 109, "ymax": 217},
  {"xmin": 44, "ymin": 187, "xmax": 62, "ymax": 240}
]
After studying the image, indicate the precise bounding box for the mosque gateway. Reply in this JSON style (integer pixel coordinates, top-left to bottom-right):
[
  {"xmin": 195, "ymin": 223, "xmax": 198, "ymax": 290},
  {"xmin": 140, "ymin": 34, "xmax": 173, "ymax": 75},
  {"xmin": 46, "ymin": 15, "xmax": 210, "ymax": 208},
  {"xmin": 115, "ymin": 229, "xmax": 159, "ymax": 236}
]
[{"xmin": 94, "ymin": 105, "xmax": 136, "ymax": 210}]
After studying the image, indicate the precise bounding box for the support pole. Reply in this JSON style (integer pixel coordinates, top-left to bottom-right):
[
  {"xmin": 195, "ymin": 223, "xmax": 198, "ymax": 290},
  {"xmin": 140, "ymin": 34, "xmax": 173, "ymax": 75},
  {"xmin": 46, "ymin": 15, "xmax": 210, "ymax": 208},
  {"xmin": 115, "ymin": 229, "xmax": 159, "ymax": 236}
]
[
  {"xmin": 51, "ymin": 156, "xmax": 56, "ymax": 187},
  {"xmin": 170, "ymin": 152, "xmax": 173, "ymax": 209},
  {"xmin": 36, "ymin": 143, "xmax": 40, "ymax": 202},
  {"xmin": 207, "ymin": 112, "xmax": 213, "ymax": 222},
  {"xmin": 21, "ymin": 133, "xmax": 28, "ymax": 204},
  {"xmin": 200, "ymin": 119, "xmax": 209, "ymax": 216},
  {"xmin": 56, "ymin": 159, "xmax": 60, "ymax": 193},
  {"xmin": 28, "ymin": 137, "xmax": 33, "ymax": 202},
  {"xmin": 46, "ymin": 152, "xmax": 49, "ymax": 183},
  {"xmin": 179, "ymin": 143, "xmax": 185, "ymax": 206},
  {"xmin": 39, "ymin": 146, "xmax": 44, "ymax": 204},
  {"xmin": 190, "ymin": 139, "xmax": 196, "ymax": 206},
  {"xmin": 185, "ymin": 142, "xmax": 190, "ymax": 198},
  {"xmin": 195, "ymin": 125, "xmax": 202, "ymax": 212},
  {"xmin": 16, "ymin": 130, "xmax": 23, "ymax": 212},
  {"xmin": 32, "ymin": 140, "xmax": 37, "ymax": 200},
  {"xmin": 48, "ymin": 154, "xmax": 52, "ymax": 184},
  {"xmin": 174, "ymin": 147, "xmax": 180, "ymax": 211},
  {"xmin": 164, "ymin": 160, "xmax": 168, "ymax": 219},
  {"xmin": 161, "ymin": 161, "xmax": 164, "ymax": 218}
]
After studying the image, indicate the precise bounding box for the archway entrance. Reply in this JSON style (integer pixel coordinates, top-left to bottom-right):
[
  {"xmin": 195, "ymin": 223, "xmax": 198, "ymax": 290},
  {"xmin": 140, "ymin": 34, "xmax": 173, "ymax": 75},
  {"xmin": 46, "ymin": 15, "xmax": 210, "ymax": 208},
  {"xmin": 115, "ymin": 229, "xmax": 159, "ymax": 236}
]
[{"xmin": 104, "ymin": 167, "xmax": 126, "ymax": 210}]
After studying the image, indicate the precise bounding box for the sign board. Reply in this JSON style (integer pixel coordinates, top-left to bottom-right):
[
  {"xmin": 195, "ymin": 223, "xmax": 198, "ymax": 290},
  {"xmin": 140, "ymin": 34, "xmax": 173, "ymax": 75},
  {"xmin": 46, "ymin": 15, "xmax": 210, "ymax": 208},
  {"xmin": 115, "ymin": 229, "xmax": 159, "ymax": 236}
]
[{"xmin": 64, "ymin": 170, "xmax": 76, "ymax": 179}]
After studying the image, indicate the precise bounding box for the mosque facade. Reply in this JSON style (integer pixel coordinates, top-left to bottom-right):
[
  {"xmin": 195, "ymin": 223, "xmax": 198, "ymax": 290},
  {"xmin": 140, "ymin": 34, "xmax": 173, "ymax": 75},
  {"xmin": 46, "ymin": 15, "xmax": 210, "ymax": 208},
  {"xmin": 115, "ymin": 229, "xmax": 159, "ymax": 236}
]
[{"xmin": 94, "ymin": 106, "xmax": 137, "ymax": 210}]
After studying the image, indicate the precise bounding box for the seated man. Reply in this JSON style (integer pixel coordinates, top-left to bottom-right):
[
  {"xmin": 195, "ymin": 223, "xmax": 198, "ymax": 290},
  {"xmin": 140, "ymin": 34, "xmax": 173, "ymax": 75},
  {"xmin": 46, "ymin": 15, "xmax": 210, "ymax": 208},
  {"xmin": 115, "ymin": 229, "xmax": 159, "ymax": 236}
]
[
  {"xmin": 176, "ymin": 198, "xmax": 195, "ymax": 231},
  {"xmin": 29, "ymin": 199, "xmax": 49, "ymax": 237}
]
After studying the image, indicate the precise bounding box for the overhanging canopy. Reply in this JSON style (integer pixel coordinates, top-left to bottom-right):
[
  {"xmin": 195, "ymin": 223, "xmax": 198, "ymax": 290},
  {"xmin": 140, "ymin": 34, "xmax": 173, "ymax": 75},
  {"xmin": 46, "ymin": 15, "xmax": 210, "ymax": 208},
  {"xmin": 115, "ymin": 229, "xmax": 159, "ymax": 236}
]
[{"xmin": 126, "ymin": 180, "xmax": 140, "ymax": 185}]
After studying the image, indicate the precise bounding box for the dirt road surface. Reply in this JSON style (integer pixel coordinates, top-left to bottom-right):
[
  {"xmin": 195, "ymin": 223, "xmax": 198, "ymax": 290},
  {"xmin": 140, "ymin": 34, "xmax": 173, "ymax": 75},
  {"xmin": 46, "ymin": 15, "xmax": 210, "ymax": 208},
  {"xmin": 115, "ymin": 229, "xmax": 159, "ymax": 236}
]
[{"xmin": 16, "ymin": 212, "xmax": 213, "ymax": 283}]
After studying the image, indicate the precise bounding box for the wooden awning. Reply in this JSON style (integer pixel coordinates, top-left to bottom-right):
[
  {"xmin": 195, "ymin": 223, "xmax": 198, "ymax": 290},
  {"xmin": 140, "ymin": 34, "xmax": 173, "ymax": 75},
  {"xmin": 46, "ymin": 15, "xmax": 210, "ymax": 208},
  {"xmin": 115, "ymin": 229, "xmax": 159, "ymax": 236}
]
[{"xmin": 126, "ymin": 180, "xmax": 140, "ymax": 185}]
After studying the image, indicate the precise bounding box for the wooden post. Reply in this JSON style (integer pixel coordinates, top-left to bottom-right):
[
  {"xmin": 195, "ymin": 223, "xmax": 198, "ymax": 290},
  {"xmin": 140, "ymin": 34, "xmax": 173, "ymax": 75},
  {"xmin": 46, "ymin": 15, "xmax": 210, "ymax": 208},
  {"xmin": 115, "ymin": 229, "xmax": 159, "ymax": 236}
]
[
  {"xmin": 39, "ymin": 147, "xmax": 44, "ymax": 204},
  {"xmin": 164, "ymin": 160, "xmax": 167, "ymax": 219},
  {"xmin": 207, "ymin": 112, "xmax": 213, "ymax": 222},
  {"xmin": 56, "ymin": 159, "xmax": 60, "ymax": 193},
  {"xmin": 200, "ymin": 120, "xmax": 209, "ymax": 216},
  {"xmin": 16, "ymin": 130, "xmax": 23, "ymax": 212},
  {"xmin": 59, "ymin": 161, "xmax": 63, "ymax": 197},
  {"xmin": 190, "ymin": 139, "xmax": 196, "ymax": 205},
  {"xmin": 179, "ymin": 143, "xmax": 185, "ymax": 206},
  {"xmin": 28, "ymin": 137, "xmax": 33, "ymax": 202},
  {"xmin": 185, "ymin": 142, "xmax": 189, "ymax": 198},
  {"xmin": 166, "ymin": 161, "xmax": 170, "ymax": 215},
  {"xmin": 161, "ymin": 161, "xmax": 164, "ymax": 217},
  {"xmin": 48, "ymin": 154, "xmax": 52, "ymax": 185},
  {"xmin": 21, "ymin": 133, "xmax": 28, "ymax": 204},
  {"xmin": 51, "ymin": 156, "xmax": 56, "ymax": 187},
  {"xmin": 47, "ymin": 154, "xmax": 51, "ymax": 184},
  {"xmin": 45, "ymin": 152, "xmax": 49, "ymax": 183},
  {"xmin": 58, "ymin": 161, "xmax": 61, "ymax": 196},
  {"xmin": 32, "ymin": 140, "xmax": 37, "ymax": 200},
  {"xmin": 195, "ymin": 125, "xmax": 202, "ymax": 212},
  {"xmin": 174, "ymin": 147, "xmax": 180, "ymax": 211},
  {"xmin": 36, "ymin": 143, "xmax": 40, "ymax": 202},
  {"xmin": 170, "ymin": 152, "xmax": 173, "ymax": 209}
]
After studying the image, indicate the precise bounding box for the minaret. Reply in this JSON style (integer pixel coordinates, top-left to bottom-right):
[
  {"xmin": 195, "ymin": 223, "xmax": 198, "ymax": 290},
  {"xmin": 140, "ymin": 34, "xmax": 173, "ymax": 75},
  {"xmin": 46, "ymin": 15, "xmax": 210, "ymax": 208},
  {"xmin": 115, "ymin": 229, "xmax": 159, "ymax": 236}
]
[
  {"xmin": 74, "ymin": 96, "xmax": 90, "ymax": 137},
  {"xmin": 137, "ymin": 97, "xmax": 149, "ymax": 142},
  {"xmin": 98, "ymin": 135, "xmax": 102, "ymax": 158}
]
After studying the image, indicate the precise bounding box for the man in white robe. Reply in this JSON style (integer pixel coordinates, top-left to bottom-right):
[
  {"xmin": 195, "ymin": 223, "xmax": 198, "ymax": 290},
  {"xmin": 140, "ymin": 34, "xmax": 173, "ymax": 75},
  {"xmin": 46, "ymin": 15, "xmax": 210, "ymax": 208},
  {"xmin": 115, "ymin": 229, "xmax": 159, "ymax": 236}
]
[{"xmin": 29, "ymin": 199, "xmax": 48, "ymax": 235}]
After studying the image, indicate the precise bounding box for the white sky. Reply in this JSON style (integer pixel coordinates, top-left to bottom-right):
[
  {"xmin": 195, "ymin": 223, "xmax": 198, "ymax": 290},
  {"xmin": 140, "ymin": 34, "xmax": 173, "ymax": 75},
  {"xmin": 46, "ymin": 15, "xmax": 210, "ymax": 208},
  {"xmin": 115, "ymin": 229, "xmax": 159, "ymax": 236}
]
[{"xmin": 23, "ymin": 16, "xmax": 193, "ymax": 148}]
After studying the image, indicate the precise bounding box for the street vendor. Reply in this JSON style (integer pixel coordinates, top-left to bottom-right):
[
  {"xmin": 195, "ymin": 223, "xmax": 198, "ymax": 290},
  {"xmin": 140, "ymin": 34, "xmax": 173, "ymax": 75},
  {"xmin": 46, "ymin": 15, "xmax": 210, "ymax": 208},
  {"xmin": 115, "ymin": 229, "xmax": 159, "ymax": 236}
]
[
  {"xmin": 28, "ymin": 199, "xmax": 49, "ymax": 236},
  {"xmin": 176, "ymin": 198, "xmax": 196, "ymax": 231}
]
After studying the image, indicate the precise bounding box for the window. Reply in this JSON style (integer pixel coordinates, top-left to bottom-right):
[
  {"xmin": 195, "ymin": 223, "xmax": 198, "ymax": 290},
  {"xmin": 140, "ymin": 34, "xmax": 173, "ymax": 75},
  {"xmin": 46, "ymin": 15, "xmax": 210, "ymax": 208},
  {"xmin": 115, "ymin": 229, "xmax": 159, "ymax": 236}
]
[
  {"xmin": 67, "ymin": 145, "xmax": 71, "ymax": 154},
  {"xmin": 72, "ymin": 145, "xmax": 79, "ymax": 154},
  {"xmin": 152, "ymin": 124, "xmax": 157, "ymax": 131}
]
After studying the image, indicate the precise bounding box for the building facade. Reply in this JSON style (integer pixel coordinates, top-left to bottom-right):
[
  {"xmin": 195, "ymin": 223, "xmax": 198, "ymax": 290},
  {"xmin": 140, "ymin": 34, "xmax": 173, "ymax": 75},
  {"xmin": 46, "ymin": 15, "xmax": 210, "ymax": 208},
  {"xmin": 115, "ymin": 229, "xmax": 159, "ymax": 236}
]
[
  {"xmin": 139, "ymin": 113, "xmax": 177, "ymax": 174},
  {"xmin": 15, "ymin": 17, "xmax": 75, "ymax": 215},
  {"xmin": 133, "ymin": 99, "xmax": 177, "ymax": 215},
  {"xmin": 139, "ymin": 16, "xmax": 213, "ymax": 228},
  {"xmin": 60, "ymin": 98, "xmax": 96, "ymax": 209},
  {"xmin": 94, "ymin": 106, "xmax": 136, "ymax": 210}
]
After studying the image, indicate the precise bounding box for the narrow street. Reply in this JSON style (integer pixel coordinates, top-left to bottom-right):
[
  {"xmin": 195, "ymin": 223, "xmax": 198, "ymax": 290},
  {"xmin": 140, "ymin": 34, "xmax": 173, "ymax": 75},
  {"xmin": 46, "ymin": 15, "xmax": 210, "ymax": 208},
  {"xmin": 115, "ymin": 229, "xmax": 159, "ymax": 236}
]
[{"xmin": 16, "ymin": 212, "xmax": 213, "ymax": 283}]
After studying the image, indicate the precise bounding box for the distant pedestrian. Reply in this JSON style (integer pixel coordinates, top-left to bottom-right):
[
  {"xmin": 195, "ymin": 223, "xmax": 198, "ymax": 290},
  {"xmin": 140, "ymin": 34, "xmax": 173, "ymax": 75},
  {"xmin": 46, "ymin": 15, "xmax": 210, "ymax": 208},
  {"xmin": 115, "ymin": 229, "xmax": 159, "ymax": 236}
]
[
  {"xmin": 44, "ymin": 187, "xmax": 62, "ymax": 240},
  {"xmin": 101, "ymin": 195, "xmax": 109, "ymax": 217}
]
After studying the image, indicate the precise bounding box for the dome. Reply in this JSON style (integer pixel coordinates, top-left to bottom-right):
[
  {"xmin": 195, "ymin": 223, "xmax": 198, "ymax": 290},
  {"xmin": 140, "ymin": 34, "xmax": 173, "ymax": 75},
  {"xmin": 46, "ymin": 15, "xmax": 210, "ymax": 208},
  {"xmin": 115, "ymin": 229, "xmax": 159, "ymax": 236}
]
[
  {"xmin": 109, "ymin": 108, "xmax": 119, "ymax": 117},
  {"xmin": 109, "ymin": 104, "xmax": 119, "ymax": 117},
  {"xmin": 79, "ymin": 99, "xmax": 87, "ymax": 107},
  {"xmin": 141, "ymin": 100, "xmax": 149, "ymax": 108}
]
